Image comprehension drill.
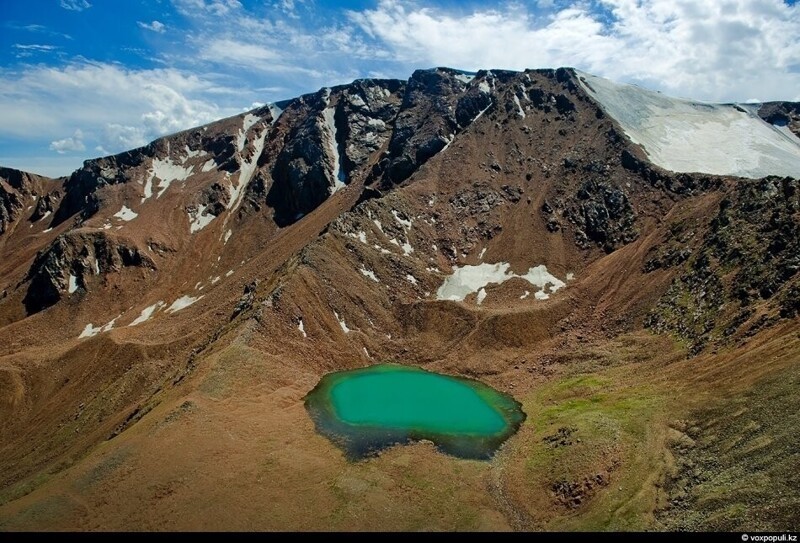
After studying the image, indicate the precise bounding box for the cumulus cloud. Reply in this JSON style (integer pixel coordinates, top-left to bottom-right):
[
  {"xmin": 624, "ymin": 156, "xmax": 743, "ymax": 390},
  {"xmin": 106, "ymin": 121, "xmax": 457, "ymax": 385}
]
[
  {"xmin": 49, "ymin": 129, "xmax": 85, "ymax": 154},
  {"xmin": 349, "ymin": 0, "xmax": 800, "ymax": 102},
  {"xmin": 138, "ymin": 20, "xmax": 166, "ymax": 33},
  {"xmin": 59, "ymin": 0, "xmax": 92, "ymax": 11},
  {"xmin": 0, "ymin": 61, "xmax": 240, "ymax": 156}
]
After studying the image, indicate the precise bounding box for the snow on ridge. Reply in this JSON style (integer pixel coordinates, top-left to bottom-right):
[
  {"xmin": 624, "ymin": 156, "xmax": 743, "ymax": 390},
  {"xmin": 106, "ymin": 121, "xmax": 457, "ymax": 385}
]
[
  {"xmin": 242, "ymin": 113, "xmax": 260, "ymax": 132},
  {"xmin": 321, "ymin": 106, "xmax": 346, "ymax": 194},
  {"xmin": 436, "ymin": 262, "xmax": 565, "ymax": 303},
  {"xmin": 454, "ymin": 72, "xmax": 475, "ymax": 84},
  {"xmin": 576, "ymin": 70, "xmax": 800, "ymax": 179},
  {"xmin": 267, "ymin": 102, "xmax": 283, "ymax": 123},
  {"xmin": 166, "ymin": 295, "xmax": 203, "ymax": 313},
  {"xmin": 114, "ymin": 205, "xmax": 138, "ymax": 222}
]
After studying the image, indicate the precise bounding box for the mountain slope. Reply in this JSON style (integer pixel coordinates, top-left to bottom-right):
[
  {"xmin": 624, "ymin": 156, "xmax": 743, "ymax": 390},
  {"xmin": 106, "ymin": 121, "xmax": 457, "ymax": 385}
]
[{"xmin": 0, "ymin": 67, "xmax": 798, "ymax": 531}]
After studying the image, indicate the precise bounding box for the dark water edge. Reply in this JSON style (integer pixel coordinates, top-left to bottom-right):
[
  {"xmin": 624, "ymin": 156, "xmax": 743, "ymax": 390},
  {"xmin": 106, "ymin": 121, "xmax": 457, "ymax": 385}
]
[{"xmin": 304, "ymin": 363, "xmax": 526, "ymax": 461}]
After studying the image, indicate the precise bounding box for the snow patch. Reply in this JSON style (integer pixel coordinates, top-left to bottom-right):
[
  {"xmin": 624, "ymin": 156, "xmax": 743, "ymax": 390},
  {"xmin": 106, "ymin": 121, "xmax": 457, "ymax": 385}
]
[
  {"xmin": 166, "ymin": 295, "xmax": 203, "ymax": 313},
  {"xmin": 188, "ymin": 204, "xmax": 216, "ymax": 233},
  {"xmin": 454, "ymin": 72, "xmax": 475, "ymax": 84},
  {"xmin": 43, "ymin": 228, "xmax": 52, "ymax": 233},
  {"xmin": 79, "ymin": 323, "xmax": 102, "ymax": 338},
  {"xmin": 114, "ymin": 205, "xmax": 138, "ymax": 222},
  {"xmin": 68, "ymin": 274, "xmax": 78, "ymax": 294},
  {"xmin": 391, "ymin": 209, "xmax": 412, "ymax": 229},
  {"xmin": 334, "ymin": 311, "xmax": 350, "ymax": 333},
  {"xmin": 520, "ymin": 290, "xmax": 530, "ymax": 299},
  {"xmin": 513, "ymin": 95, "xmax": 526, "ymax": 118},
  {"xmin": 227, "ymin": 130, "xmax": 267, "ymax": 219},
  {"xmin": 479, "ymin": 80, "xmax": 491, "ymax": 94},
  {"xmin": 147, "ymin": 157, "xmax": 194, "ymax": 200},
  {"xmin": 479, "ymin": 248, "xmax": 487, "ymax": 260},
  {"xmin": 41, "ymin": 211, "xmax": 51, "ymax": 220},
  {"xmin": 242, "ymin": 113, "xmax": 260, "ymax": 133},
  {"xmin": 576, "ymin": 70, "xmax": 800, "ymax": 179},
  {"xmin": 436, "ymin": 262, "xmax": 565, "ymax": 302},
  {"xmin": 372, "ymin": 219, "xmax": 384, "ymax": 233},
  {"xmin": 184, "ymin": 145, "xmax": 203, "ymax": 159},
  {"xmin": 534, "ymin": 290, "xmax": 550, "ymax": 300},
  {"xmin": 224, "ymin": 229, "xmax": 232, "ymax": 244},
  {"xmin": 406, "ymin": 274, "xmax": 418, "ymax": 285},
  {"xmin": 225, "ymin": 269, "xmax": 234, "ymax": 277},
  {"xmin": 211, "ymin": 276, "xmax": 220, "ymax": 284},
  {"xmin": 566, "ymin": 272, "xmax": 574, "ymax": 281},
  {"xmin": 476, "ymin": 287, "xmax": 487, "ymax": 305},
  {"xmin": 93, "ymin": 258, "xmax": 100, "ymax": 275},
  {"xmin": 321, "ymin": 106, "xmax": 346, "ymax": 194},
  {"xmin": 129, "ymin": 301, "xmax": 165, "ymax": 326},
  {"xmin": 401, "ymin": 240, "xmax": 414, "ymax": 255},
  {"xmin": 359, "ymin": 266, "xmax": 379, "ymax": 282},
  {"xmin": 267, "ymin": 102, "xmax": 283, "ymax": 122},
  {"xmin": 201, "ymin": 158, "xmax": 217, "ymax": 172},
  {"xmin": 78, "ymin": 316, "xmax": 117, "ymax": 339},
  {"xmin": 298, "ymin": 318, "xmax": 307, "ymax": 338}
]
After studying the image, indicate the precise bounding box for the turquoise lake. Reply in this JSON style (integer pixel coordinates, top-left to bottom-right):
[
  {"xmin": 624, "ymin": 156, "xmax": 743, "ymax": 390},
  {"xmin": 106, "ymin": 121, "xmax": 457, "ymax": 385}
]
[{"xmin": 305, "ymin": 364, "xmax": 526, "ymax": 459}]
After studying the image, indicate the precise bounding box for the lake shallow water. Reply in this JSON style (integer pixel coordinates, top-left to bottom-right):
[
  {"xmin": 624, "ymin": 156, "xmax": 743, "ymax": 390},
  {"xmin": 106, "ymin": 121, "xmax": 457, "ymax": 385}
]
[{"xmin": 305, "ymin": 364, "xmax": 526, "ymax": 459}]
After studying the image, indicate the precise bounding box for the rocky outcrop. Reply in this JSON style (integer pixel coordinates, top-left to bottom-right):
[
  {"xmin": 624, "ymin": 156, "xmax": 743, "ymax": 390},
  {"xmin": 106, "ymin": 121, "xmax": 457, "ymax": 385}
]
[
  {"xmin": 0, "ymin": 167, "xmax": 53, "ymax": 234},
  {"xmin": 543, "ymin": 179, "xmax": 638, "ymax": 252},
  {"xmin": 647, "ymin": 177, "xmax": 800, "ymax": 353},
  {"xmin": 267, "ymin": 90, "xmax": 342, "ymax": 225},
  {"xmin": 383, "ymin": 68, "xmax": 466, "ymax": 185},
  {"xmin": 0, "ymin": 180, "xmax": 22, "ymax": 235},
  {"xmin": 23, "ymin": 232, "xmax": 154, "ymax": 314},
  {"xmin": 758, "ymin": 101, "xmax": 800, "ymax": 138},
  {"xmin": 267, "ymin": 81, "xmax": 404, "ymax": 225}
]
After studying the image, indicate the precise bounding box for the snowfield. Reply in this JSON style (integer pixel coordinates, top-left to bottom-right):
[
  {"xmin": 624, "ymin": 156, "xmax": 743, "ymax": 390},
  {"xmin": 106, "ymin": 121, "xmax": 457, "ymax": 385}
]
[
  {"xmin": 576, "ymin": 70, "xmax": 800, "ymax": 179},
  {"xmin": 436, "ymin": 262, "xmax": 566, "ymax": 302}
]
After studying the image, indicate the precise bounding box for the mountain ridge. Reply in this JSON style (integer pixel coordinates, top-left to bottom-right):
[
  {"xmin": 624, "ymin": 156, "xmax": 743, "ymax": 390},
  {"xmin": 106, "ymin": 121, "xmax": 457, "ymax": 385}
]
[{"xmin": 0, "ymin": 66, "xmax": 798, "ymax": 531}]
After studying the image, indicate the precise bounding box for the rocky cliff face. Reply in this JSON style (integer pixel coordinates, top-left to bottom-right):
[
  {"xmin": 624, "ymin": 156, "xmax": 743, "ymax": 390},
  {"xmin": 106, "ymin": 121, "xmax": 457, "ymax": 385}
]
[
  {"xmin": 758, "ymin": 101, "xmax": 800, "ymax": 138},
  {"xmin": 0, "ymin": 167, "xmax": 59, "ymax": 235},
  {"xmin": 23, "ymin": 231, "xmax": 154, "ymax": 314}
]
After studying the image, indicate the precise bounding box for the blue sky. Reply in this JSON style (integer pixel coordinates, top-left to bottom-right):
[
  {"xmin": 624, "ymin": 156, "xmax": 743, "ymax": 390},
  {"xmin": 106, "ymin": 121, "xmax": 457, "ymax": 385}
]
[{"xmin": 1, "ymin": 0, "xmax": 799, "ymax": 177}]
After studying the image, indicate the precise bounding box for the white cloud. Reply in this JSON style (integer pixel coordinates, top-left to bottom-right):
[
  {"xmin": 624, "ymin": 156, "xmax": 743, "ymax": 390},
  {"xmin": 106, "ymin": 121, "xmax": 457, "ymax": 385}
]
[
  {"xmin": 49, "ymin": 129, "xmax": 85, "ymax": 154},
  {"xmin": 138, "ymin": 20, "xmax": 166, "ymax": 33},
  {"xmin": 0, "ymin": 61, "xmax": 241, "ymax": 159},
  {"xmin": 12, "ymin": 44, "xmax": 60, "ymax": 58},
  {"xmin": 349, "ymin": 0, "xmax": 800, "ymax": 102},
  {"xmin": 59, "ymin": 0, "xmax": 92, "ymax": 11}
]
